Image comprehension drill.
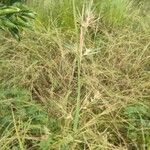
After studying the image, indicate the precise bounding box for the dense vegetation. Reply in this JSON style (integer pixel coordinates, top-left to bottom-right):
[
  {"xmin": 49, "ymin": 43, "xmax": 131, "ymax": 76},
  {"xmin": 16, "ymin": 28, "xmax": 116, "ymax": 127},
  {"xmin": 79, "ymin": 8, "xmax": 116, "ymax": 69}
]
[{"xmin": 0, "ymin": 0, "xmax": 150, "ymax": 149}]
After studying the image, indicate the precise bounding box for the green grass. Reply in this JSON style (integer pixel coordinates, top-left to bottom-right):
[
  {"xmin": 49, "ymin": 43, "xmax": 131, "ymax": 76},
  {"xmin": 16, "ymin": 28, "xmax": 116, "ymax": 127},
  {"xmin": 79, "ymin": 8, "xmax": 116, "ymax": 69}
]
[{"xmin": 0, "ymin": 0, "xmax": 150, "ymax": 149}]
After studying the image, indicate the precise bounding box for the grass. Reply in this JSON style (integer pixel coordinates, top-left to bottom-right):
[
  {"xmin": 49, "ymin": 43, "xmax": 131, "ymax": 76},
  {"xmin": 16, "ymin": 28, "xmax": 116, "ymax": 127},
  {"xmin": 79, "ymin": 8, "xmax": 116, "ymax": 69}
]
[{"xmin": 0, "ymin": 0, "xmax": 150, "ymax": 149}]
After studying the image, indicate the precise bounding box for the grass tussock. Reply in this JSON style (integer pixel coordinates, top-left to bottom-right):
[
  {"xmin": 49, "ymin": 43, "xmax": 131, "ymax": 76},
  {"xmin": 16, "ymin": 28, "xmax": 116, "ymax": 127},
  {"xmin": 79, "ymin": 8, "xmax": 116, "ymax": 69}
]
[{"xmin": 0, "ymin": 0, "xmax": 150, "ymax": 149}]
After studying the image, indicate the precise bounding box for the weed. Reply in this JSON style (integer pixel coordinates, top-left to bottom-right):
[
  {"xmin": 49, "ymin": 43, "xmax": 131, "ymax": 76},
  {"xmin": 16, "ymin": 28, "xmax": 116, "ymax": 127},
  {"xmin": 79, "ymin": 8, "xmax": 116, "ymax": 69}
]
[{"xmin": 0, "ymin": 0, "xmax": 150, "ymax": 149}]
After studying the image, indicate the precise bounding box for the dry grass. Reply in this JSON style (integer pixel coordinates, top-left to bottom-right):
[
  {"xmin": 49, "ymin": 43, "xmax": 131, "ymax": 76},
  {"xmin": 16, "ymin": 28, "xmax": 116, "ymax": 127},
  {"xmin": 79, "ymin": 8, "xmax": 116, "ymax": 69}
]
[{"xmin": 0, "ymin": 0, "xmax": 150, "ymax": 149}]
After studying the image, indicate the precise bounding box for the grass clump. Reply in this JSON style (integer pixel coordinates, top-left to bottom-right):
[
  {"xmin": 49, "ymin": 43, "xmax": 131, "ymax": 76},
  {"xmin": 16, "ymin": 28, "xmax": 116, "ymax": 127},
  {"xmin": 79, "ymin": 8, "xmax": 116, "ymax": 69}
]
[{"xmin": 0, "ymin": 0, "xmax": 150, "ymax": 149}]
